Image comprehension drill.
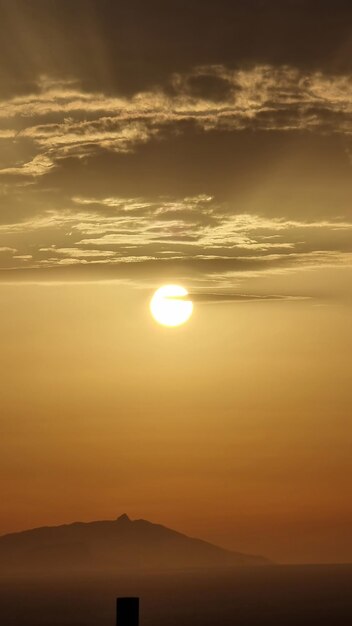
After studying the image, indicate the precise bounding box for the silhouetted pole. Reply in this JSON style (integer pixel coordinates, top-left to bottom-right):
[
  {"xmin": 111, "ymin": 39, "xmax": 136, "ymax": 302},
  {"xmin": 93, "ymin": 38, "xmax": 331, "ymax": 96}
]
[{"xmin": 116, "ymin": 597, "xmax": 139, "ymax": 626}]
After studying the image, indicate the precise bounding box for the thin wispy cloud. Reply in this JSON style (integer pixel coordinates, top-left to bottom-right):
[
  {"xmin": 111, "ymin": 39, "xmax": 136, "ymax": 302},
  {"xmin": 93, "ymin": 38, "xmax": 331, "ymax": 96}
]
[
  {"xmin": 0, "ymin": 194, "xmax": 352, "ymax": 283},
  {"xmin": 188, "ymin": 292, "xmax": 310, "ymax": 303}
]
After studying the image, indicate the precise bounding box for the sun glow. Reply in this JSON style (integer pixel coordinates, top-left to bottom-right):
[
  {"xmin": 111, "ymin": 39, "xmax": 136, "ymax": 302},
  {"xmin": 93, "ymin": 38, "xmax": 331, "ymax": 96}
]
[{"xmin": 150, "ymin": 285, "xmax": 193, "ymax": 327}]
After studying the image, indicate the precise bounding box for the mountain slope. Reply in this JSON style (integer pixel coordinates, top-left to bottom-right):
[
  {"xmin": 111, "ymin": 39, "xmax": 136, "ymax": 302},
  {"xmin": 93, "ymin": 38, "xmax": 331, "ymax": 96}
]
[{"xmin": 0, "ymin": 514, "xmax": 268, "ymax": 573}]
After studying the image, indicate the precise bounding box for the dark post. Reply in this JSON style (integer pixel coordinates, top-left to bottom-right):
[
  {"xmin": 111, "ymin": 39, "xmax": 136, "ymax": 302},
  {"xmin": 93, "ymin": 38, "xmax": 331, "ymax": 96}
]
[{"xmin": 116, "ymin": 597, "xmax": 139, "ymax": 626}]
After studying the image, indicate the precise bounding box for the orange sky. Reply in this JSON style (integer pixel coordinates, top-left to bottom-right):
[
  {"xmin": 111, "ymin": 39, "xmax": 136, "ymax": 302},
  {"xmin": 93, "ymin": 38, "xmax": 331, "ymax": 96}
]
[{"xmin": 1, "ymin": 279, "xmax": 351, "ymax": 563}]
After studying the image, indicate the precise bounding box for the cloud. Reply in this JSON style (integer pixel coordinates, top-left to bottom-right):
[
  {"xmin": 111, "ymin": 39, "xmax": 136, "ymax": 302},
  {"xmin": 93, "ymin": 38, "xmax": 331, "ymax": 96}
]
[
  {"xmin": 188, "ymin": 292, "xmax": 309, "ymax": 303},
  {"xmin": 0, "ymin": 64, "xmax": 351, "ymax": 179},
  {"xmin": 39, "ymin": 247, "xmax": 117, "ymax": 259},
  {"xmin": 0, "ymin": 154, "xmax": 55, "ymax": 177},
  {"xmin": 0, "ymin": 63, "xmax": 351, "ymax": 286},
  {"xmin": 0, "ymin": 193, "xmax": 352, "ymax": 284}
]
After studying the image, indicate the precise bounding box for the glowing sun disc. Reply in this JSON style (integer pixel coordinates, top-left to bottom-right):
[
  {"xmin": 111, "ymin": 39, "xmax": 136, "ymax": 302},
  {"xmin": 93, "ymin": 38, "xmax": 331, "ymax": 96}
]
[{"xmin": 150, "ymin": 285, "xmax": 193, "ymax": 327}]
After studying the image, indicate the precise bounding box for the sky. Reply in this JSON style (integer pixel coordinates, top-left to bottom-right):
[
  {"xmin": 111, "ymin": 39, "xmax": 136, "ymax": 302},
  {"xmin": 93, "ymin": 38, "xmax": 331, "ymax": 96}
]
[{"xmin": 0, "ymin": 0, "xmax": 351, "ymax": 564}]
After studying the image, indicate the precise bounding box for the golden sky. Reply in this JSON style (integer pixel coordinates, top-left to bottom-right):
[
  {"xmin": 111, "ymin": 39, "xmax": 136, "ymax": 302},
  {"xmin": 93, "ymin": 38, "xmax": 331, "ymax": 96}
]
[{"xmin": 0, "ymin": 0, "xmax": 351, "ymax": 563}]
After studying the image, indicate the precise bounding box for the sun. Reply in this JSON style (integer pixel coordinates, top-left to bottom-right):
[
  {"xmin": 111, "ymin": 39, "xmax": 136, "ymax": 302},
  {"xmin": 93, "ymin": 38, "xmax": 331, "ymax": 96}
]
[{"xmin": 150, "ymin": 285, "xmax": 193, "ymax": 327}]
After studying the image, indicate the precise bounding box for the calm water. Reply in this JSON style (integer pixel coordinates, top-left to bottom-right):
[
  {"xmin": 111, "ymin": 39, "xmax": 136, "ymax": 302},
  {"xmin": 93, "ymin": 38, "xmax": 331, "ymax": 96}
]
[{"xmin": 0, "ymin": 565, "xmax": 351, "ymax": 625}]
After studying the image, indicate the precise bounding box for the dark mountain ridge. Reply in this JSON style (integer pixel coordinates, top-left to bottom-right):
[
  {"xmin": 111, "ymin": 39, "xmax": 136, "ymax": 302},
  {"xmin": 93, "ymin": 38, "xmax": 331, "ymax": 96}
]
[{"xmin": 0, "ymin": 514, "xmax": 268, "ymax": 573}]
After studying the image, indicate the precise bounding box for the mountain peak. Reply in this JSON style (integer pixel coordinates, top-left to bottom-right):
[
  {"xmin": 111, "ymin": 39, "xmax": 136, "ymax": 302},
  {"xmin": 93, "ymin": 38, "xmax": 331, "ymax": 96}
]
[{"xmin": 116, "ymin": 513, "xmax": 131, "ymax": 523}]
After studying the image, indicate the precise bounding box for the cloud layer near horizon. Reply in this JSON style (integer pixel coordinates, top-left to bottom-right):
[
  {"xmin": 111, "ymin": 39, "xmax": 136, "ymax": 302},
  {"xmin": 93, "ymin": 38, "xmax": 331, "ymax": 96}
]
[{"xmin": 1, "ymin": 192, "xmax": 352, "ymax": 287}]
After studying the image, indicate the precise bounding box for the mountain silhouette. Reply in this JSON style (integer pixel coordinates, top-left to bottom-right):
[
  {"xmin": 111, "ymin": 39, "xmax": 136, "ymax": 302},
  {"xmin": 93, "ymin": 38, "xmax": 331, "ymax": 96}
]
[{"xmin": 0, "ymin": 514, "xmax": 268, "ymax": 573}]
